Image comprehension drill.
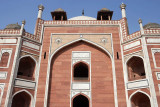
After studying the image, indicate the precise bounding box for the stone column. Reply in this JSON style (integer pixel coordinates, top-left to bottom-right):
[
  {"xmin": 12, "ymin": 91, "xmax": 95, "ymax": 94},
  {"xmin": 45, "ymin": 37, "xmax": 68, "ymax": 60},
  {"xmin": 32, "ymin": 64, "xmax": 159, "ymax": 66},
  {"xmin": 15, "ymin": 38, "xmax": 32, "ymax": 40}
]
[
  {"xmin": 20, "ymin": 20, "xmax": 26, "ymax": 34},
  {"xmin": 120, "ymin": 3, "xmax": 126, "ymax": 18},
  {"xmin": 38, "ymin": 4, "xmax": 44, "ymax": 19},
  {"xmin": 138, "ymin": 18, "xmax": 144, "ymax": 34}
]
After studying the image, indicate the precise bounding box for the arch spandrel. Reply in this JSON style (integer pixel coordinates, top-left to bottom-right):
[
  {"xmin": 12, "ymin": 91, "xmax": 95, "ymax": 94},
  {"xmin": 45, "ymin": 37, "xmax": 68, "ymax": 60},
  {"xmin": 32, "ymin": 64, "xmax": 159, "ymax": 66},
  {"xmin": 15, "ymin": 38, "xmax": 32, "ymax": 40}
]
[
  {"xmin": 50, "ymin": 38, "xmax": 113, "ymax": 60},
  {"xmin": 51, "ymin": 34, "xmax": 113, "ymax": 57}
]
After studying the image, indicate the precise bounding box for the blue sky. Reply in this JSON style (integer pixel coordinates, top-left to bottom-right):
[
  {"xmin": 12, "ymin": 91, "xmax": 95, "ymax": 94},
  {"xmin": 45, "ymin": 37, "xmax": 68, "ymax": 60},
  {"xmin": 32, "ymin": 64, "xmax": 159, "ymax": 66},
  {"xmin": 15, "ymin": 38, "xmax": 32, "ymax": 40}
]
[{"xmin": 0, "ymin": 0, "xmax": 160, "ymax": 34}]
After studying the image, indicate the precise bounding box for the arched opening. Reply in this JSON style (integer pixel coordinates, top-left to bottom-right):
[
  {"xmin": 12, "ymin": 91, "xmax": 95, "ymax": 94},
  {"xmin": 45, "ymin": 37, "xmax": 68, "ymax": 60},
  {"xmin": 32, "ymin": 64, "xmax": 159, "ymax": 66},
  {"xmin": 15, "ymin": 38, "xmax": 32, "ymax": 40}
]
[
  {"xmin": 17, "ymin": 56, "xmax": 36, "ymax": 80},
  {"xmin": 73, "ymin": 62, "xmax": 89, "ymax": 81},
  {"xmin": 131, "ymin": 92, "xmax": 151, "ymax": 107},
  {"xmin": 11, "ymin": 91, "xmax": 31, "ymax": 107},
  {"xmin": 127, "ymin": 56, "xmax": 146, "ymax": 81},
  {"xmin": 73, "ymin": 95, "xmax": 89, "ymax": 107},
  {"xmin": 0, "ymin": 52, "xmax": 9, "ymax": 67}
]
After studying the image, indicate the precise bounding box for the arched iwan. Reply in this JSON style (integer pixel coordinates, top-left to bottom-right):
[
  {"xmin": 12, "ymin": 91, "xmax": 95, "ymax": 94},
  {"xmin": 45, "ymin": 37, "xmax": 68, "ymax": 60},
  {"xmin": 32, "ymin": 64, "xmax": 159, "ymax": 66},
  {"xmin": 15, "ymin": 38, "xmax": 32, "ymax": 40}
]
[{"xmin": 44, "ymin": 38, "xmax": 118, "ymax": 107}]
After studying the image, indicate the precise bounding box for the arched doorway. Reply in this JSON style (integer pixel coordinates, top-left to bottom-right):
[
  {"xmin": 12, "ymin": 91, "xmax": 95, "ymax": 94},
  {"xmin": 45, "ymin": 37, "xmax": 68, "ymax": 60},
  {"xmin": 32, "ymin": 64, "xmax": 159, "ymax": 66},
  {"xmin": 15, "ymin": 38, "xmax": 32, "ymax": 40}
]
[
  {"xmin": 11, "ymin": 91, "xmax": 31, "ymax": 107},
  {"xmin": 130, "ymin": 92, "xmax": 151, "ymax": 107},
  {"xmin": 73, "ymin": 95, "xmax": 89, "ymax": 107},
  {"xmin": 127, "ymin": 56, "xmax": 146, "ymax": 81},
  {"xmin": 17, "ymin": 56, "xmax": 36, "ymax": 80},
  {"xmin": 73, "ymin": 62, "xmax": 89, "ymax": 80}
]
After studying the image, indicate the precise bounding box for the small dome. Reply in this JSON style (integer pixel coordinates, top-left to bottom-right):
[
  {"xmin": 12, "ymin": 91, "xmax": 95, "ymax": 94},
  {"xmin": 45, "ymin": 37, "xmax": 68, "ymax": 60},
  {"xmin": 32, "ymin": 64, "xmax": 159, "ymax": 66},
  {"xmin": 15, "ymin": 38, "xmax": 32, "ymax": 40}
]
[
  {"xmin": 69, "ymin": 16, "xmax": 96, "ymax": 20},
  {"xmin": 143, "ymin": 23, "xmax": 160, "ymax": 29},
  {"xmin": 54, "ymin": 8, "xmax": 65, "ymax": 12},
  {"xmin": 5, "ymin": 23, "xmax": 21, "ymax": 30},
  {"xmin": 100, "ymin": 8, "xmax": 110, "ymax": 11}
]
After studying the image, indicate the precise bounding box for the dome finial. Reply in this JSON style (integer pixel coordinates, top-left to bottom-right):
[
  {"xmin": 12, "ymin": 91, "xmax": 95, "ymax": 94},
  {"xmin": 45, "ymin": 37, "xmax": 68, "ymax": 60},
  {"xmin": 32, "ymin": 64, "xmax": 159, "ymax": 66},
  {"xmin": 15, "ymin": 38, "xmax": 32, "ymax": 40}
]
[{"xmin": 82, "ymin": 9, "xmax": 84, "ymax": 16}]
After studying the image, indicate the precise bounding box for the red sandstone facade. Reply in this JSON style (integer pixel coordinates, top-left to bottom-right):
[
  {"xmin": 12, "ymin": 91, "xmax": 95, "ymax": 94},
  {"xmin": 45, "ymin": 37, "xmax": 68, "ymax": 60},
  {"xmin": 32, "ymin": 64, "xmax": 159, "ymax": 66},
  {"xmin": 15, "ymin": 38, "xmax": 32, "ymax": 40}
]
[{"xmin": 0, "ymin": 3, "xmax": 160, "ymax": 107}]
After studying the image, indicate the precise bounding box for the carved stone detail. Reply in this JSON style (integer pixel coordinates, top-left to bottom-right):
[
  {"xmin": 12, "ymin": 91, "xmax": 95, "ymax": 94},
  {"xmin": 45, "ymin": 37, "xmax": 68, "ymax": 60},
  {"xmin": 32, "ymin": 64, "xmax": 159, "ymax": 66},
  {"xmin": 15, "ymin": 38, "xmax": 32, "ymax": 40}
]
[{"xmin": 55, "ymin": 38, "xmax": 62, "ymax": 44}]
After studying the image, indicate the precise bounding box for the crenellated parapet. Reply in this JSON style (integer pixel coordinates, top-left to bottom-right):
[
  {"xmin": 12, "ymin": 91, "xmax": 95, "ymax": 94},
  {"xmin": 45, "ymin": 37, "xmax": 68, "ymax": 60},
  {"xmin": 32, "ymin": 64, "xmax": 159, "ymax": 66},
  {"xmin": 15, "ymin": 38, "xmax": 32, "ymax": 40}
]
[
  {"xmin": 23, "ymin": 32, "xmax": 39, "ymax": 41},
  {"xmin": 144, "ymin": 29, "xmax": 160, "ymax": 34},
  {"xmin": 0, "ymin": 29, "xmax": 21, "ymax": 35},
  {"xmin": 44, "ymin": 20, "xmax": 120, "ymax": 25}
]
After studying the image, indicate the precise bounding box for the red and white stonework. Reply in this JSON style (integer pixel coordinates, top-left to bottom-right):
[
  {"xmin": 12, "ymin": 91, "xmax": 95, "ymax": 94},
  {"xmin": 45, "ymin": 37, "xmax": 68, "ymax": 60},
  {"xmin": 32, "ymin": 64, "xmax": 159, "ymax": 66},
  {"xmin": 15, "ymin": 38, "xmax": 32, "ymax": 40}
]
[{"xmin": 0, "ymin": 3, "xmax": 160, "ymax": 107}]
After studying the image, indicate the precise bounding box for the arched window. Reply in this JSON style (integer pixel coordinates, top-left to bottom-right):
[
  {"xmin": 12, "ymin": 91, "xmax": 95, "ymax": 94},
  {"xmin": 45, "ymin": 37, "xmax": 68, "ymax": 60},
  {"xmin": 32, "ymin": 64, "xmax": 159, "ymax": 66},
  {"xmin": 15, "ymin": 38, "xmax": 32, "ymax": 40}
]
[
  {"xmin": 73, "ymin": 95, "xmax": 89, "ymax": 107},
  {"xmin": 127, "ymin": 56, "xmax": 146, "ymax": 81},
  {"xmin": 73, "ymin": 62, "xmax": 89, "ymax": 80},
  {"xmin": 0, "ymin": 52, "xmax": 9, "ymax": 67},
  {"xmin": 11, "ymin": 91, "xmax": 31, "ymax": 107},
  {"xmin": 131, "ymin": 92, "xmax": 151, "ymax": 107},
  {"xmin": 17, "ymin": 56, "xmax": 36, "ymax": 80}
]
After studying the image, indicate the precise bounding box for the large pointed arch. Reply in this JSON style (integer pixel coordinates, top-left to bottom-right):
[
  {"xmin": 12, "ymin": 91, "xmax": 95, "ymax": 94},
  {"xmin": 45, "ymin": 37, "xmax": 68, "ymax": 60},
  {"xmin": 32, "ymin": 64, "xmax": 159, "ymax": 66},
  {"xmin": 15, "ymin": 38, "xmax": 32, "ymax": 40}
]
[{"xmin": 44, "ymin": 38, "xmax": 118, "ymax": 107}]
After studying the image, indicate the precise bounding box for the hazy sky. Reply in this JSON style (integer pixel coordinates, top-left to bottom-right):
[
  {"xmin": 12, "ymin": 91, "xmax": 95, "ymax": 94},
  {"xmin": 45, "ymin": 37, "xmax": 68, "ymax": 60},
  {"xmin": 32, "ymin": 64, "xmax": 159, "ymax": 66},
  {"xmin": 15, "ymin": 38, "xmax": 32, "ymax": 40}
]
[{"xmin": 0, "ymin": 0, "xmax": 159, "ymax": 34}]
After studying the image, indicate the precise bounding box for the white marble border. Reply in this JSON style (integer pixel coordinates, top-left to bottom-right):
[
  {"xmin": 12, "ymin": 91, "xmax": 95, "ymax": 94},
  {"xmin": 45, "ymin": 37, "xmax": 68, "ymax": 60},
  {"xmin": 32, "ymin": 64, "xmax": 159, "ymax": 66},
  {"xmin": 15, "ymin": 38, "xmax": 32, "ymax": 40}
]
[
  {"xmin": 141, "ymin": 37, "xmax": 158, "ymax": 107},
  {"xmin": 158, "ymin": 84, "xmax": 160, "ymax": 93},
  {"xmin": 156, "ymin": 72, "xmax": 160, "ymax": 80},
  {"xmin": 0, "ymin": 48, "xmax": 12, "ymax": 68},
  {"xmin": 151, "ymin": 48, "xmax": 160, "ymax": 69},
  {"xmin": 0, "ymin": 83, "xmax": 5, "ymax": 105},
  {"xmin": 0, "ymin": 72, "xmax": 7, "ymax": 79},
  {"xmin": 71, "ymin": 51, "xmax": 91, "ymax": 107}
]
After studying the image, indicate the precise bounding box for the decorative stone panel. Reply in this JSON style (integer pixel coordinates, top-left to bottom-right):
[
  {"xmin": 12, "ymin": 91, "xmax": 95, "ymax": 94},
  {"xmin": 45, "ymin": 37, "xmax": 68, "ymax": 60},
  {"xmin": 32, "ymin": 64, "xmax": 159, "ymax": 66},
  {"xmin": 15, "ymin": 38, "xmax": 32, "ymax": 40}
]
[
  {"xmin": 23, "ymin": 41, "xmax": 40, "ymax": 50},
  {"xmin": 72, "ymin": 51, "xmax": 90, "ymax": 65},
  {"xmin": 124, "ymin": 41, "xmax": 140, "ymax": 50},
  {"xmin": 14, "ymin": 78, "xmax": 36, "ymax": 89},
  {"xmin": 124, "ymin": 50, "xmax": 143, "ymax": 63},
  {"xmin": 0, "ymin": 39, "xmax": 16, "ymax": 44},
  {"xmin": 0, "ymin": 72, "xmax": 7, "ymax": 79},
  {"xmin": 72, "ymin": 82, "xmax": 90, "ymax": 90},
  {"xmin": 51, "ymin": 34, "xmax": 112, "ymax": 55},
  {"xmin": 127, "ymin": 79, "xmax": 149, "ymax": 90},
  {"xmin": 147, "ymin": 38, "xmax": 160, "ymax": 43},
  {"xmin": 156, "ymin": 72, "xmax": 160, "ymax": 80}
]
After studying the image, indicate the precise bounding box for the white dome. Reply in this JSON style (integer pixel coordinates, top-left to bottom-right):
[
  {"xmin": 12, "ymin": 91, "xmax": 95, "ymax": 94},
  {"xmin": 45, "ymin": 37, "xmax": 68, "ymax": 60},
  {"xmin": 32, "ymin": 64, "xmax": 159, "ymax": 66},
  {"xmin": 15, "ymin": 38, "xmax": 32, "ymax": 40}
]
[{"xmin": 68, "ymin": 16, "xmax": 96, "ymax": 20}]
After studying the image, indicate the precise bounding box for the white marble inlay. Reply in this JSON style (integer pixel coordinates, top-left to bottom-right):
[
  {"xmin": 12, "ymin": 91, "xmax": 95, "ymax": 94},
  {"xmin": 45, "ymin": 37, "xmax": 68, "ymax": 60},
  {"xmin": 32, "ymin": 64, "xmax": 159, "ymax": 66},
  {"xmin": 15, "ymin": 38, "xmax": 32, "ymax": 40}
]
[
  {"xmin": 68, "ymin": 16, "xmax": 96, "ymax": 20},
  {"xmin": 72, "ymin": 83, "xmax": 90, "ymax": 90},
  {"xmin": 23, "ymin": 41, "xmax": 39, "ymax": 50},
  {"xmin": 72, "ymin": 52, "xmax": 90, "ymax": 58},
  {"xmin": 71, "ymin": 91, "xmax": 91, "ymax": 98},
  {"xmin": 72, "ymin": 59, "xmax": 90, "ymax": 65},
  {"xmin": 0, "ymin": 39, "xmax": 16, "ymax": 43},
  {"xmin": 15, "ymin": 78, "xmax": 36, "ymax": 89},
  {"xmin": 127, "ymin": 79, "xmax": 149, "ymax": 89},
  {"xmin": 124, "ymin": 41, "xmax": 140, "ymax": 50},
  {"xmin": 156, "ymin": 72, "xmax": 160, "ymax": 80},
  {"xmin": 0, "ymin": 72, "xmax": 7, "ymax": 79},
  {"xmin": 147, "ymin": 38, "xmax": 160, "ymax": 43}
]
